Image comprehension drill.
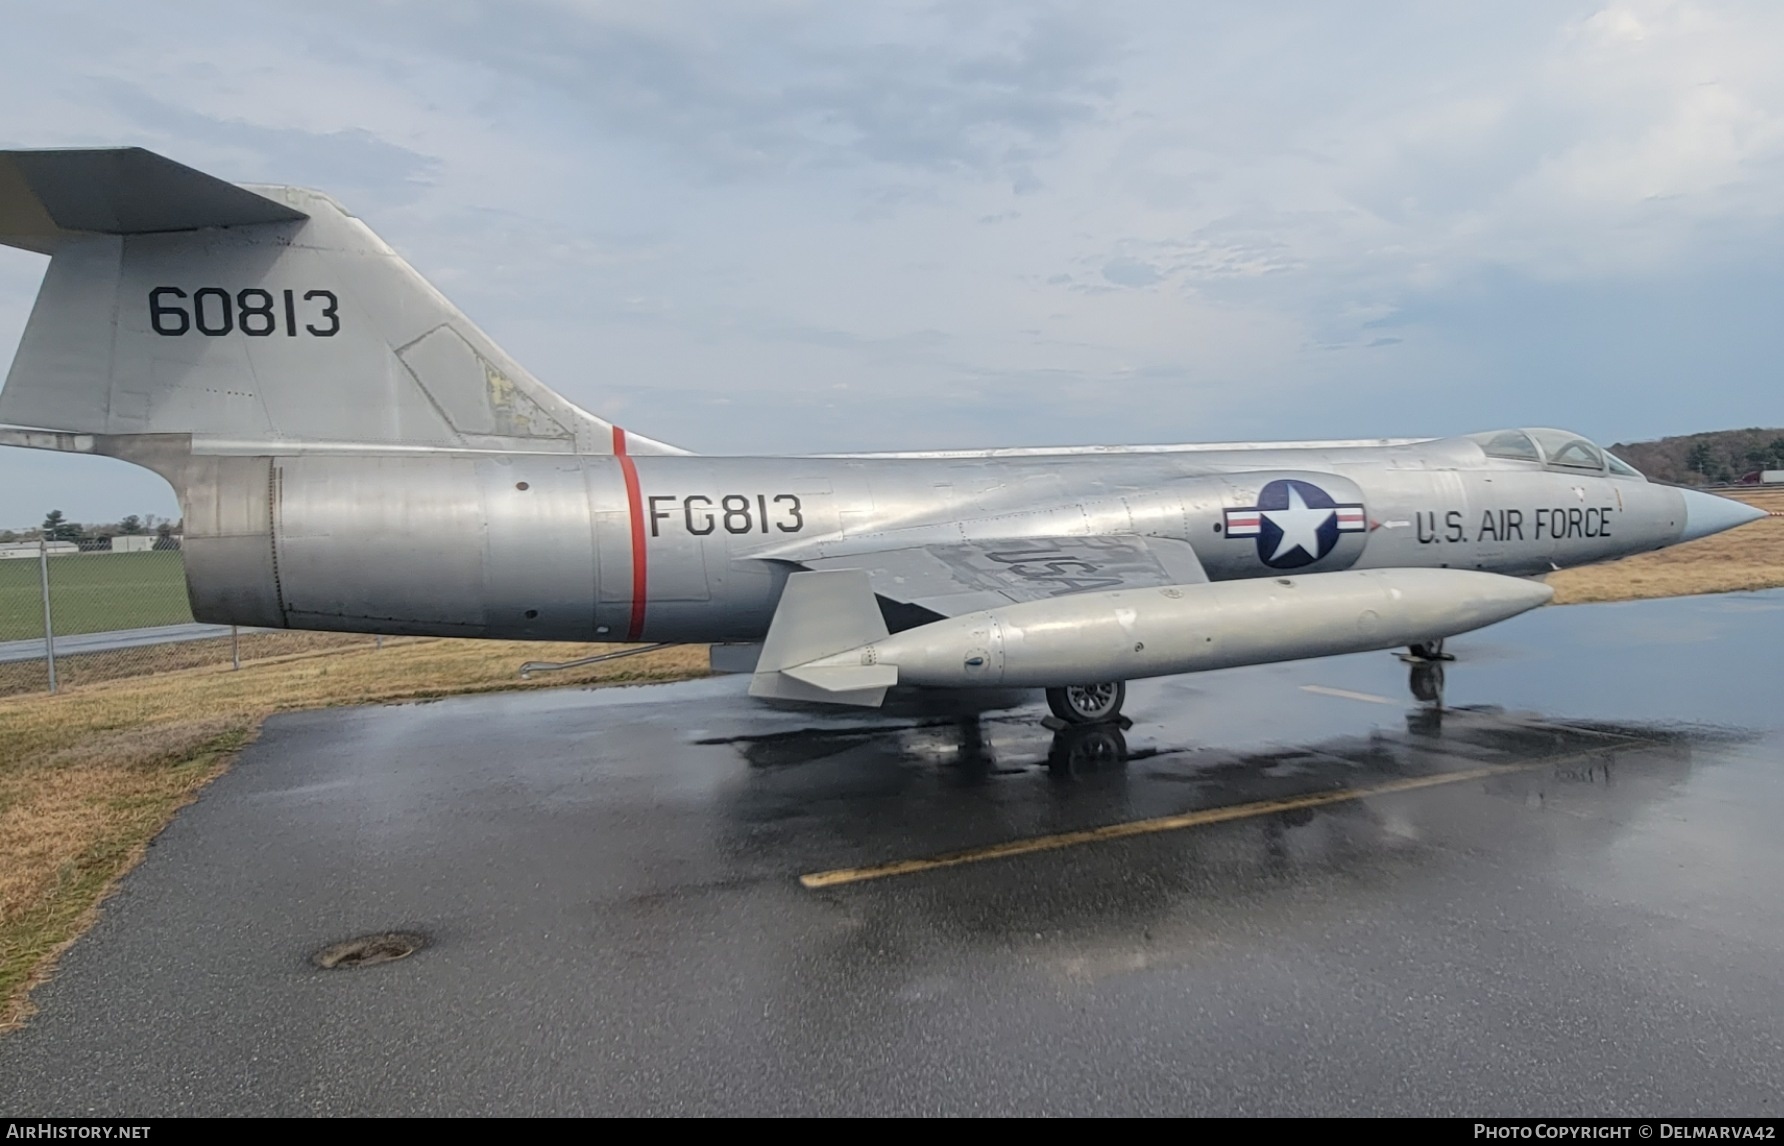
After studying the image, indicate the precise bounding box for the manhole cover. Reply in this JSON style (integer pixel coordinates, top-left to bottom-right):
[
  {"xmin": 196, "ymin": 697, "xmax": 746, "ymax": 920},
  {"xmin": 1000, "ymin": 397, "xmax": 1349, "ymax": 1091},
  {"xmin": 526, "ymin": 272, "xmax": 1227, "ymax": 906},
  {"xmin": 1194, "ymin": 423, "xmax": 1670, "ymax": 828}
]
[{"xmin": 312, "ymin": 931, "xmax": 426, "ymax": 969}]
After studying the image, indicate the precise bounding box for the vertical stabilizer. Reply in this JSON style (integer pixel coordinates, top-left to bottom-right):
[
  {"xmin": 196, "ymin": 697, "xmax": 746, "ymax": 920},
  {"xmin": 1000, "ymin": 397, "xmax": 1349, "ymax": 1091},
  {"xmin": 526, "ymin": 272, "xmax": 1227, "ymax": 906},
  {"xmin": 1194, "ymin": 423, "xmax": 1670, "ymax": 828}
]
[
  {"xmin": 750, "ymin": 571, "xmax": 895, "ymax": 707},
  {"xmin": 0, "ymin": 147, "xmax": 685, "ymax": 456}
]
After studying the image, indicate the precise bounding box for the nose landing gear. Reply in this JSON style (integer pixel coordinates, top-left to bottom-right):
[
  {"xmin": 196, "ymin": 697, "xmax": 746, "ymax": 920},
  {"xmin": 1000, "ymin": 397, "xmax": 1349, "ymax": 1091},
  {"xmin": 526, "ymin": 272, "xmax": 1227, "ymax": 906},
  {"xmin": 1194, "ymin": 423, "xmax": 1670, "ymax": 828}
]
[
  {"xmin": 1402, "ymin": 638, "xmax": 1454, "ymax": 663},
  {"xmin": 1399, "ymin": 638, "xmax": 1451, "ymax": 705},
  {"xmin": 1409, "ymin": 660, "xmax": 1445, "ymax": 704}
]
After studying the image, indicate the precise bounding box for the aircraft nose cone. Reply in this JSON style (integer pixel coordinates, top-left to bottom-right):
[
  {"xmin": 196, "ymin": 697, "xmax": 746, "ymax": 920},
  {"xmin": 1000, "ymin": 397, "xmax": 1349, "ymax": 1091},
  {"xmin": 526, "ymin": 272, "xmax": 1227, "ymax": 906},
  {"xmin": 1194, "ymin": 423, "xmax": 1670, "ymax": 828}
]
[{"xmin": 1679, "ymin": 488, "xmax": 1769, "ymax": 542}]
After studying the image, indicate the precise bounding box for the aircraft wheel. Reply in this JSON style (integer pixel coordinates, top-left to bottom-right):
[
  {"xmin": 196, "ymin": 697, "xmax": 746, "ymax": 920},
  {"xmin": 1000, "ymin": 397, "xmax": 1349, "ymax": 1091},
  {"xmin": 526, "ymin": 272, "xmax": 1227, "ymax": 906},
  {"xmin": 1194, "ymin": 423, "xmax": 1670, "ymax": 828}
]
[
  {"xmin": 1048, "ymin": 725, "xmax": 1129, "ymax": 777},
  {"xmin": 1410, "ymin": 662, "xmax": 1445, "ymax": 704},
  {"xmin": 1046, "ymin": 681, "xmax": 1126, "ymax": 724},
  {"xmin": 1407, "ymin": 638, "xmax": 1451, "ymax": 662}
]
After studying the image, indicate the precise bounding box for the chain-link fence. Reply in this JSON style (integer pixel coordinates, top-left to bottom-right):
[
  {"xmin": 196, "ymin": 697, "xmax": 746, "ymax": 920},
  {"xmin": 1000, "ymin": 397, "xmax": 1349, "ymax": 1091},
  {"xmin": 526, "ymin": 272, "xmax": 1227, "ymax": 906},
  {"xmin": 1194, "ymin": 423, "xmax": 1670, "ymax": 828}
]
[{"xmin": 0, "ymin": 537, "xmax": 389, "ymax": 697}]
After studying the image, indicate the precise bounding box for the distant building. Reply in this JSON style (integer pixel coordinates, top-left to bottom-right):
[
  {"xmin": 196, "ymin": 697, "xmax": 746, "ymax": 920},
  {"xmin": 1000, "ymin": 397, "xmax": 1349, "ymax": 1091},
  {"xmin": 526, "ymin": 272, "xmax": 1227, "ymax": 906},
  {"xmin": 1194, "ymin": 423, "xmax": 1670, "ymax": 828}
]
[
  {"xmin": 110, "ymin": 534, "xmax": 156, "ymax": 552},
  {"xmin": 0, "ymin": 541, "xmax": 79, "ymax": 559}
]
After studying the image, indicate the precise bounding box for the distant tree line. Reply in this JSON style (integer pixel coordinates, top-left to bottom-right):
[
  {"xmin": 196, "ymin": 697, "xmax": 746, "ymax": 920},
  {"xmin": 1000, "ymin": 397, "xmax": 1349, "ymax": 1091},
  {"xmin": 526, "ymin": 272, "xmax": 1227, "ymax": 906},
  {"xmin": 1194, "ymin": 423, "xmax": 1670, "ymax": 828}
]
[
  {"xmin": 1608, "ymin": 429, "xmax": 1784, "ymax": 486},
  {"xmin": 0, "ymin": 511, "xmax": 182, "ymax": 546}
]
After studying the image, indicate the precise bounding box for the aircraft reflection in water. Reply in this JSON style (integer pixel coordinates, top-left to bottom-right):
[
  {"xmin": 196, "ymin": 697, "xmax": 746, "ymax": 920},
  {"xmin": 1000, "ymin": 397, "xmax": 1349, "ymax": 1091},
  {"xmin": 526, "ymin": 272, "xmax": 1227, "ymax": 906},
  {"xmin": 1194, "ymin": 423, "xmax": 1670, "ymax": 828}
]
[
  {"xmin": 705, "ymin": 667, "xmax": 1743, "ymax": 935},
  {"xmin": 0, "ymin": 149, "xmax": 1766, "ymax": 726},
  {"xmin": 701, "ymin": 655, "xmax": 1675, "ymax": 786},
  {"xmin": 702, "ymin": 714, "xmax": 1138, "ymax": 780}
]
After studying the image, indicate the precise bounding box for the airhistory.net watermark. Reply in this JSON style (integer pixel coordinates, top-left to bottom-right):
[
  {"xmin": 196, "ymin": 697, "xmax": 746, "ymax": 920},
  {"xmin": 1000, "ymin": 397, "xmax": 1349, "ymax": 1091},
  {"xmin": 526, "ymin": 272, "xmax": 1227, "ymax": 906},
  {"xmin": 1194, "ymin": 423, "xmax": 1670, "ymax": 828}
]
[{"xmin": 4, "ymin": 1128, "xmax": 149, "ymax": 1140}]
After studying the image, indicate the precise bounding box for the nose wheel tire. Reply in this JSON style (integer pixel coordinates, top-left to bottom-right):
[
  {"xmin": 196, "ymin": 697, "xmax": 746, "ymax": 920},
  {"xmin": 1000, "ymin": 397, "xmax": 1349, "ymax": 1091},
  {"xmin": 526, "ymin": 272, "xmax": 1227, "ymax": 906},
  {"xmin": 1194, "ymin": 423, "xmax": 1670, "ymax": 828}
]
[
  {"xmin": 1046, "ymin": 681, "xmax": 1126, "ymax": 724},
  {"xmin": 1409, "ymin": 661, "xmax": 1445, "ymax": 704}
]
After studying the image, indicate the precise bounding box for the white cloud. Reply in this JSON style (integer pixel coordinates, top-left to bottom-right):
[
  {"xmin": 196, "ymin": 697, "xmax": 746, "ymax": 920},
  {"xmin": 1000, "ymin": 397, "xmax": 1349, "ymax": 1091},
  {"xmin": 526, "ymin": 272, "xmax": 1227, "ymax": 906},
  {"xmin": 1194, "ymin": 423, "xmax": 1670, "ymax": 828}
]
[{"xmin": 3, "ymin": 0, "xmax": 1784, "ymax": 524}]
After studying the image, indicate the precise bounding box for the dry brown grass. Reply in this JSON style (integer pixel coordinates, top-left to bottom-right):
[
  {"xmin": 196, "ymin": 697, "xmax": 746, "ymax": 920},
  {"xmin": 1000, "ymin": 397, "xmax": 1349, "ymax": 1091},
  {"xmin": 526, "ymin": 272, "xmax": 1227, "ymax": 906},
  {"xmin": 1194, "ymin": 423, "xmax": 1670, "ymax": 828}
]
[
  {"xmin": 1545, "ymin": 488, "xmax": 1784, "ymax": 604},
  {"xmin": 0, "ymin": 637, "xmax": 708, "ymax": 1031}
]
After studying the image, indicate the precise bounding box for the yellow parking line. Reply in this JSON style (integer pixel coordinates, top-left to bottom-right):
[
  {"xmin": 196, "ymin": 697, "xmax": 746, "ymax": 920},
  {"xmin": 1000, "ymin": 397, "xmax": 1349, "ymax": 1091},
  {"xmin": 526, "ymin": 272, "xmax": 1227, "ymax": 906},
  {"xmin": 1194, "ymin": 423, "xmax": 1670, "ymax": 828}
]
[
  {"xmin": 800, "ymin": 760, "xmax": 1545, "ymax": 889},
  {"xmin": 1300, "ymin": 684, "xmax": 1401, "ymax": 705}
]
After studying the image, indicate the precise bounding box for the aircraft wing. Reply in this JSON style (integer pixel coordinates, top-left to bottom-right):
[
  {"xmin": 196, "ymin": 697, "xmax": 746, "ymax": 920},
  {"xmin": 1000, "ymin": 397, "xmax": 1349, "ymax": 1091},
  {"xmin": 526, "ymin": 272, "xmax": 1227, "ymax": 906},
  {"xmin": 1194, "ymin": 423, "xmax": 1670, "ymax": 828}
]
[{"xmin": 794, "ymin": 534, "xmax": 1208, "ymax": 618}]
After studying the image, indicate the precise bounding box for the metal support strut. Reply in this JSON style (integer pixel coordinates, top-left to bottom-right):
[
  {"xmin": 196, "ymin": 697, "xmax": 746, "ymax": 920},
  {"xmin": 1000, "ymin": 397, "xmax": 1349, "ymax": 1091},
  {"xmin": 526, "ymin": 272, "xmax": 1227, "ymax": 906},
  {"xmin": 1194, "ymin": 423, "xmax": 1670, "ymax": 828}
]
[
  {"xmin": 38, "ymin": 537, "xmax": 57, "ymax": 694},
  {"xmin": 518, "ymin": 644, "xmax": 676, "ymax": 680}
]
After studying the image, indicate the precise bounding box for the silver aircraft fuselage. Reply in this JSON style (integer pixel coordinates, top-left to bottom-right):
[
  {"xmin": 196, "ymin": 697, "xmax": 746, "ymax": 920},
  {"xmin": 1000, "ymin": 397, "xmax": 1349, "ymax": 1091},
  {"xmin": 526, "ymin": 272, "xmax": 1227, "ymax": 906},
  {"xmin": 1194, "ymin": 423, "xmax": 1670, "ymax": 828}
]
[{"xmin": 155, "ymin": 429, "xmax": 1720, "ymax": 645}]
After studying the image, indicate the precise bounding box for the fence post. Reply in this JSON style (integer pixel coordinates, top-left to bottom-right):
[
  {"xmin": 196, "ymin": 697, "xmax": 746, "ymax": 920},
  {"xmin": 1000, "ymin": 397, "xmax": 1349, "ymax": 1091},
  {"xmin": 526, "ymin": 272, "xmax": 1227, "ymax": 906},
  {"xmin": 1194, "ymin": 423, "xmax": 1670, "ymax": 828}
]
[
  {"xmin": 232, "ymin": 624, "xmax": 241, "ymax": 670},
  {"xmin": 39, "ymin": 536, "xmax": 57, "ymax": 694}
]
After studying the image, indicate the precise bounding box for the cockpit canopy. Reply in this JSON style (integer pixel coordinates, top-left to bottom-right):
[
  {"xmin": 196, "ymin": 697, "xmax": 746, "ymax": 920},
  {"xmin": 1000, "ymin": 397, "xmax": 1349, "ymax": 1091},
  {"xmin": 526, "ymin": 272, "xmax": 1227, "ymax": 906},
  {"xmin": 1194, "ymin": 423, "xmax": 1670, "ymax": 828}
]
[{"xmin": 1468, "ymin": 428, "xmax": 1644, "ymax": 479}]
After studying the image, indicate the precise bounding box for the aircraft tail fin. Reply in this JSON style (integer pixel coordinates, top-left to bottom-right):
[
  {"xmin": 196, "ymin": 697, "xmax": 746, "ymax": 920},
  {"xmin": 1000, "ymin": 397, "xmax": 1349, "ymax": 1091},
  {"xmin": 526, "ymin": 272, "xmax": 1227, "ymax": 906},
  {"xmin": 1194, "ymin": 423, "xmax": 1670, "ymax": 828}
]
[
  {"xmin": 750, "ymin": 571, "xmax": 895, "ymax": 707},
  {"xmin": 0, "ymin": 147, "xmax": 685, "ymax": 456}
]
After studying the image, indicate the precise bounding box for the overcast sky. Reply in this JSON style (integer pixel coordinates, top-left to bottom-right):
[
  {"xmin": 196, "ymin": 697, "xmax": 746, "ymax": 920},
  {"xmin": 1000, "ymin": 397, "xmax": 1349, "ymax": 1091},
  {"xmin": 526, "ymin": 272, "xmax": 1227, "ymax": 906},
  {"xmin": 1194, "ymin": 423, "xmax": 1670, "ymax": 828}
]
[{"xmin": 4, "ymin": 0, "xmax": 1784, "ymax": 530}]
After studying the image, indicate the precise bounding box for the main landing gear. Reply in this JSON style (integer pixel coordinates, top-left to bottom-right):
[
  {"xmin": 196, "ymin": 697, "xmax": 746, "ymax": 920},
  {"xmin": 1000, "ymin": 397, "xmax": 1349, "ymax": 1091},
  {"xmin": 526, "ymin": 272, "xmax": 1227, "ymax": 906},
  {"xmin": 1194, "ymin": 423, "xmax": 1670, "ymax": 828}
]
[{"xmin": 1044, "ymin": 681, "xmax": 1127, "ymax": 725}]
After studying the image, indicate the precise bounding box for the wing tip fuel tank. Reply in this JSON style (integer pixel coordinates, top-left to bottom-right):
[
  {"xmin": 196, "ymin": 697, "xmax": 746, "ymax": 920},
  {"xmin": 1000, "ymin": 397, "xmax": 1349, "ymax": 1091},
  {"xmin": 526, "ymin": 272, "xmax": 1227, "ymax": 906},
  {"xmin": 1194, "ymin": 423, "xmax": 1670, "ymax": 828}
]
[{"xmin": 772, "ymin": 568, "xmax": 1552, "ymax": 701}]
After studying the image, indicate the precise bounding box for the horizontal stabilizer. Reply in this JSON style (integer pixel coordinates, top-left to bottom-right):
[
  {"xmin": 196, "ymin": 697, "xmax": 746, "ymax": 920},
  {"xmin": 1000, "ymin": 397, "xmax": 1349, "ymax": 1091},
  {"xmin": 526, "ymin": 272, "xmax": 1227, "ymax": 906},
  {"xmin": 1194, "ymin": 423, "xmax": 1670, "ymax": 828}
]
[{"xmin": 0, "ymin": 148, "xmax": 307, "ymax": 254}]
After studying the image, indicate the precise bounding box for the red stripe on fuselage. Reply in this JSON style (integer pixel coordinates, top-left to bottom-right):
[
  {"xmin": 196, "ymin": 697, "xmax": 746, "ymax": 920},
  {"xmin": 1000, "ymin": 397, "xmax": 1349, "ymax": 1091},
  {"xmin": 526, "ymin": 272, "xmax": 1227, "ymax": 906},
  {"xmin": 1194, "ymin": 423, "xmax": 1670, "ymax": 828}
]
[{"xmin": 614, "ymin": 426, "xmax": 648, "ymax": 642}]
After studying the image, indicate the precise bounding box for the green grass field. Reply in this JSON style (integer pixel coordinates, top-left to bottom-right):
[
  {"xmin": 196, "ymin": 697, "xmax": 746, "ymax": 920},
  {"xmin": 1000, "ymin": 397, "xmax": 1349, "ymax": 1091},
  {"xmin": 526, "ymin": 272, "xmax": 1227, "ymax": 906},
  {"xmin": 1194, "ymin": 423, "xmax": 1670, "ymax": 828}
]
[{"xmin": 0, "ymin": 551, "xmax": 193, "ymax": 640}]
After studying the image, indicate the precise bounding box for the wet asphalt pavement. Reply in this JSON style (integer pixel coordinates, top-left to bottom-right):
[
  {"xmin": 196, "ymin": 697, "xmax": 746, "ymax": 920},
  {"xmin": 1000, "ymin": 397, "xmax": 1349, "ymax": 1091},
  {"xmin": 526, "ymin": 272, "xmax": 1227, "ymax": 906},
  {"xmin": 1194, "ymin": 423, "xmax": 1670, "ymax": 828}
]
[{"xmin": 4, "ymin": 592, "xmax": 1784, "ymax": 1115}]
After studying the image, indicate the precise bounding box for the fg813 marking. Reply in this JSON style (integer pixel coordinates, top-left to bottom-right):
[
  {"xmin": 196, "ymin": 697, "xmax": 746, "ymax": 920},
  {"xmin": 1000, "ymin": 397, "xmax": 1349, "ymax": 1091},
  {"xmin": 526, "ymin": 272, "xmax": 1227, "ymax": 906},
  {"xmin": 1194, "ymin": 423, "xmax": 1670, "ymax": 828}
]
[
  {"xmin": 149, "ymin": 287, "xmax": 340, "ymax": 337},
  {"xmin": 649, "ymin": 494, "xmax": 805, "ymax": 536}
]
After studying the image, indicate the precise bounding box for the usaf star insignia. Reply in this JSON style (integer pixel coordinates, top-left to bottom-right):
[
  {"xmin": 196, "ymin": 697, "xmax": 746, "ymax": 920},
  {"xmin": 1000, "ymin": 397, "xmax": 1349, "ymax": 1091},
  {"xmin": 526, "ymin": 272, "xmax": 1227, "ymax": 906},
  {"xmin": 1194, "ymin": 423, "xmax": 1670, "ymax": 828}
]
[{"xmin": 1224, "ymin": 479, "xmax": 1367, "ymax": 569}]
